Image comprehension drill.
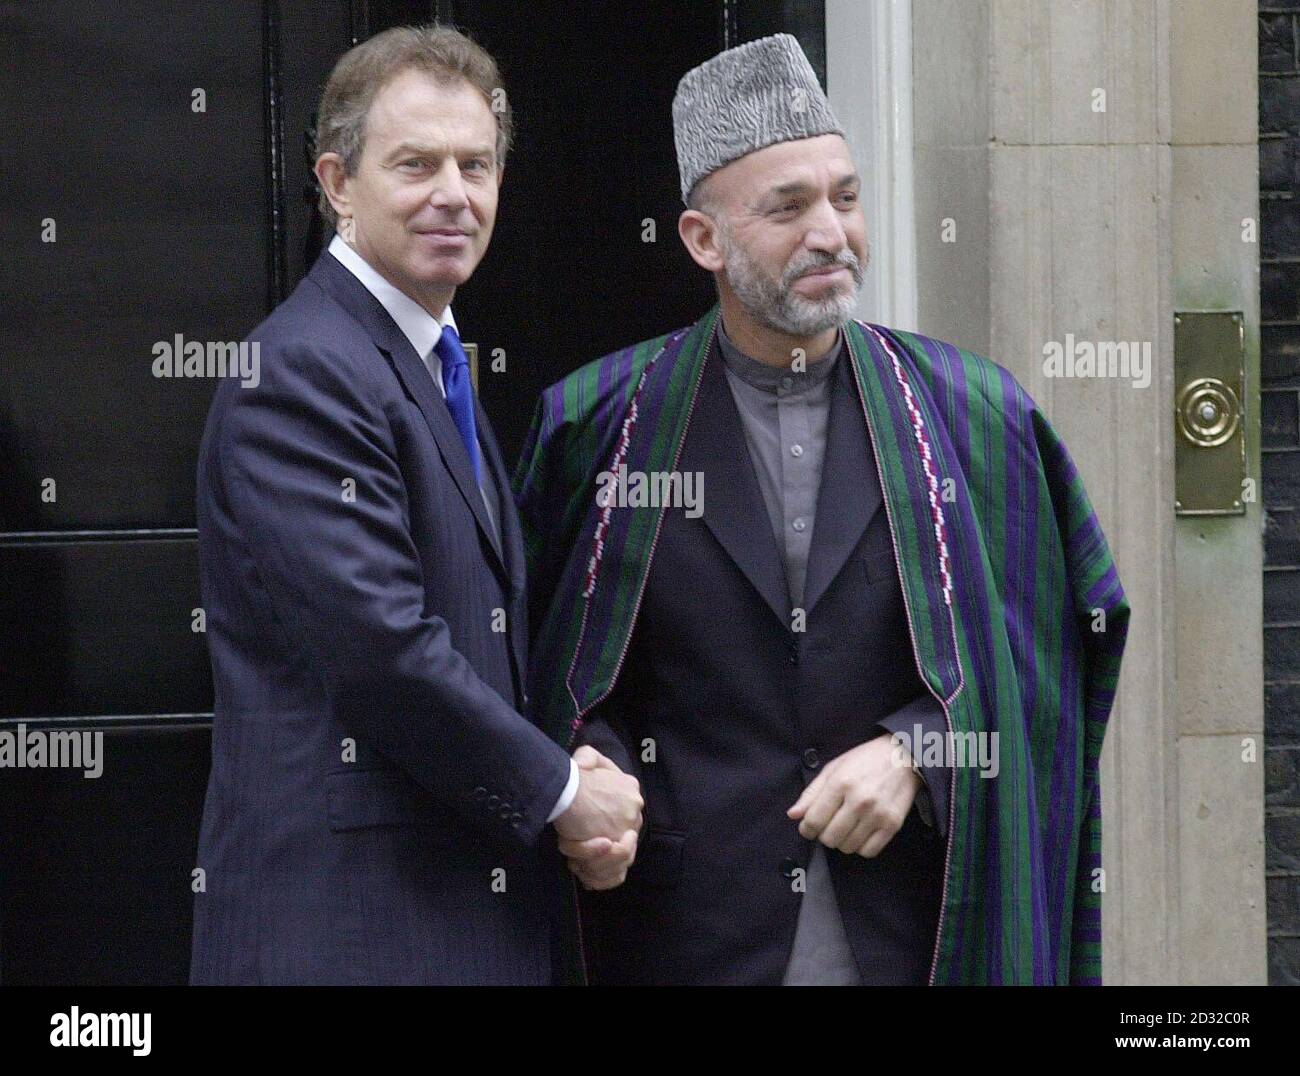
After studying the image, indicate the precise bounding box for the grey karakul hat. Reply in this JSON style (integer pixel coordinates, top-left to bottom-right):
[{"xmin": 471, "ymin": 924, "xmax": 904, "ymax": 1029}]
[{"xmin": 672, "ymin": 33, "xmax": 844, "ymax": 204}]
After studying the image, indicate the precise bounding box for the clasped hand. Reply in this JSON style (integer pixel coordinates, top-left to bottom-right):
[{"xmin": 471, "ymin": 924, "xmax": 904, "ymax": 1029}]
[
  {"xmin": 787, "ymin": 733, "xmax": 922, "ymax": 858},
  {"xmin": 552, "ymin": 745, "xmax": 644, "ymax": 890},
  {"xmin": 554, "ymin": 732, "xmax": 918, "ymax": 888}
]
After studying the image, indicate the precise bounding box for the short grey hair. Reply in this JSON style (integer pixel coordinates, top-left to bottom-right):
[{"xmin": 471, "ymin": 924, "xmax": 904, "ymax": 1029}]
[
  {"xmin": 314, "ymin": 24, "xmax": 514, "ymax": 227},
  {"xmin": 684, "ymin": 172, "xmax": 719, "ymax": 216}
]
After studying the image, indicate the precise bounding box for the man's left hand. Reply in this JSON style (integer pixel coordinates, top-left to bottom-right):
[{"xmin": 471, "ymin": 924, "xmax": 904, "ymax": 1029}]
[{"xmin": 787, "ymin": 733, "xmax": 921, "ymax": 857}]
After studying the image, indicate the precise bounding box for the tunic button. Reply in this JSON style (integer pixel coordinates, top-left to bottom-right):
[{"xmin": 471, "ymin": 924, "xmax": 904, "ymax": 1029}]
[
  {"xmin": 790, "ymin": 443, "xmax": 804, "ymax": 457},
  {"xmin": 792, "ymin": 518, "xmax": 806, "ymax": 532}
]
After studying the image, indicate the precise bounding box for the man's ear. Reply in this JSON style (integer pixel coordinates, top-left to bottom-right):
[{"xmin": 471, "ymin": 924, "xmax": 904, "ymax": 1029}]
[
  {"xmin": 678, "ymin": 210, "xmax": 726, "ymax": 273},
  {"xmin": 496, "ymin": 163, "xmax": 506, "ymax": 188},
  {"xmin": 314, "ymin": 152, "xmax": 351, "ymax": 222}
]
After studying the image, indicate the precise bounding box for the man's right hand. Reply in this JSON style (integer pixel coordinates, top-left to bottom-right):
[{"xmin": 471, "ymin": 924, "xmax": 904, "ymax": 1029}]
[{"xmin": 553, "ymin": 745, "xmax": 643, "ymax": 890}]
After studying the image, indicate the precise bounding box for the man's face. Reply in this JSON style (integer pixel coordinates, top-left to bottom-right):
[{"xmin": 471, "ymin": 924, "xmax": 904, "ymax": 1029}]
[
  {"xmin": 340, "ymin": 68, "xmax": 501, "ymax": 303},
  {"xmin": 706, "ymin": 134, "xmax": 867, "ymax": 336}
]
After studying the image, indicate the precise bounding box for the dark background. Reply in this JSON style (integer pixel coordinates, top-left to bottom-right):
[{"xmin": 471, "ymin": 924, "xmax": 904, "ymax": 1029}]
[
  {"xmin": 0, "ymin": 0, "xmax": 826, "ymax": 984},
  {"xmin": 1259, "ymin": 2, "xmax": 1300, "ymax": 986}
]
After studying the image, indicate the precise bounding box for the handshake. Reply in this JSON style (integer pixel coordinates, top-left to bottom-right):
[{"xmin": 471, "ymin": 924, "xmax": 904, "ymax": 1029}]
[{"xmin": 552, "ymin": 745, "xmax": 644, "ymax": 890}]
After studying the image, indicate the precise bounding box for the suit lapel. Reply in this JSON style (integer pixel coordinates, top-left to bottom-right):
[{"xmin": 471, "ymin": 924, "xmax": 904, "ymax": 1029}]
[
  {"xmin": 475, "ymin": 397, "xmax": 520, "ymax": 593},
  {"xmin": 802, "ymin": 351, "xmax": 883, "ymax": 615},
  {"xmin": 475, "ymin": 398, "xmax": 529, "ymax": 695},
  {"xmin": 308, "ymin": 252, "xmax": 507, "ymax": 582},
  {"xmin": 678, "ymin": 337, "xmax": 790, "ymax": 625}
]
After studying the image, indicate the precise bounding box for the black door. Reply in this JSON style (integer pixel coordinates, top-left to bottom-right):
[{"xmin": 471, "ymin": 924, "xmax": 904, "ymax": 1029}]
[{"xmin": 0, "ymin": 0, "xmax": 826, "ymax": 984}]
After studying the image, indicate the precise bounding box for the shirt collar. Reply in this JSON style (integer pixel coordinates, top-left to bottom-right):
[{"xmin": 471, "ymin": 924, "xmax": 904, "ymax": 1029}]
[
  {"xmin": 327, "ymin": 232, "xmax": 456, "ymax": 360},
  {"xmin": 716, "ymin": 318, "xmax": 842, "ymax": 394}
]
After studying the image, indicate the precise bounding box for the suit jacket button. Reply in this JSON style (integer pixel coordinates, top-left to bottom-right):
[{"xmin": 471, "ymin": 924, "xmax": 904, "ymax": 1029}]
[
  {"xmin": 510, "ymin": 812, "xmax": 524, "ymax": 827},
  {"xmin": 780, "ymin": 857, "xmax": 800, "ymax": 879},
  {"xmin": 802, "ymin": 748, "xmax": 820, "ymax": 770},
  {"xmin": 473, "ymin": 786, "xmax": 488, "ymax": 801},
  {"xmin": 498, "ymin": 803, "xmax": 513, "ymax": 819},
  {"xmin": 487, "ymin": 794, "xmax": 500, "ymax": 810}
]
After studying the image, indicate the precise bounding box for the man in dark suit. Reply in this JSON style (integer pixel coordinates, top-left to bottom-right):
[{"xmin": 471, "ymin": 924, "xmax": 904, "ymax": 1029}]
[
  {"xmin": 189, "ymin": 24, "xmax": 641, "ymax": 986},
  {"xmin": 515, "ymin": 35, "xmax": 952, "ymax": 985}
]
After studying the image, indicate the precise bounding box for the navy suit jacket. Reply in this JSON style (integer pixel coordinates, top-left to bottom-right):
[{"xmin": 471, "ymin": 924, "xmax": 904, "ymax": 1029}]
[{"xmin": 189, "ymin": 249, "xmax": 572, "ymax": 984}]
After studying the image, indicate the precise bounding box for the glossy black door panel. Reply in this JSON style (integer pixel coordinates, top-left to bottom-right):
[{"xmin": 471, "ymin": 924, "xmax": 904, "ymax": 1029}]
[
  {"xmin": 0, "ymin": 724, "xmax": 212, "ymax": 985},
  {"xmin": 4, "ymin": 2, "xmax": 270, "ymax": 532},
  {"xmin": 0, "ymin": 539, "xmax": 210, "ymax": 719}
]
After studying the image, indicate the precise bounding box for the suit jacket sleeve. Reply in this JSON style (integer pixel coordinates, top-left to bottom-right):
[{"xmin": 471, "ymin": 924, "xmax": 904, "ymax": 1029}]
[
  {"xmin": 874, "ymin": 693, "xmax": 950, "ymax": 839},
  {"xmin": 215, "ymin": 341, "xmax": 571, "ymax": 846}
]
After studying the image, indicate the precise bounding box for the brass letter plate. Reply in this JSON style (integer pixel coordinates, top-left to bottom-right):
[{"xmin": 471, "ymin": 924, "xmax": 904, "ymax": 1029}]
[{"xmin": 1174, "ymin": 312, "xmax": 1246, "ymax": 516}]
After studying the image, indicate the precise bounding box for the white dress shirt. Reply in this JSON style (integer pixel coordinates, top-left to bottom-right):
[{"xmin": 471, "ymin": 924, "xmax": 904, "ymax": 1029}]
[
  {"xmin": 328, "ymin": 233, "xmax": 454, "ymax": 392},
  {"xmin": 327, "ymin": 232, "xmax": 579, "ymax": 823}
]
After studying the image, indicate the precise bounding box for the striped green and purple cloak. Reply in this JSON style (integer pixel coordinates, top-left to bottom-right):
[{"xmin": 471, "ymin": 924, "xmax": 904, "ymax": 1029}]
[{"xmin": 513, "ymin": 305, "xmax": 1129, "ymax": 985}]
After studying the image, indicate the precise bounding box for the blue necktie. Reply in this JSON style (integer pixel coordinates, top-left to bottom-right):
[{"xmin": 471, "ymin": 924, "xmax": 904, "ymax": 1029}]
[{"xmin": 433, "ymin": 325, "xmax": 481, "ymax": 484}]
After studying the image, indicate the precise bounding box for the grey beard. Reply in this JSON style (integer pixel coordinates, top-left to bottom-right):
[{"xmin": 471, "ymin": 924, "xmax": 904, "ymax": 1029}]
[{"xmin": 719, "ymin": 227, "xmax": 866, "ymax": 337}]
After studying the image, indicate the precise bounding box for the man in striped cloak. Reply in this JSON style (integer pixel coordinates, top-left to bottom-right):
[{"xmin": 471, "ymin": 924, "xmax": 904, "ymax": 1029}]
[{"xmin": 514, "ymin": 34, "xmax": 1129, "ymax": 985}]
